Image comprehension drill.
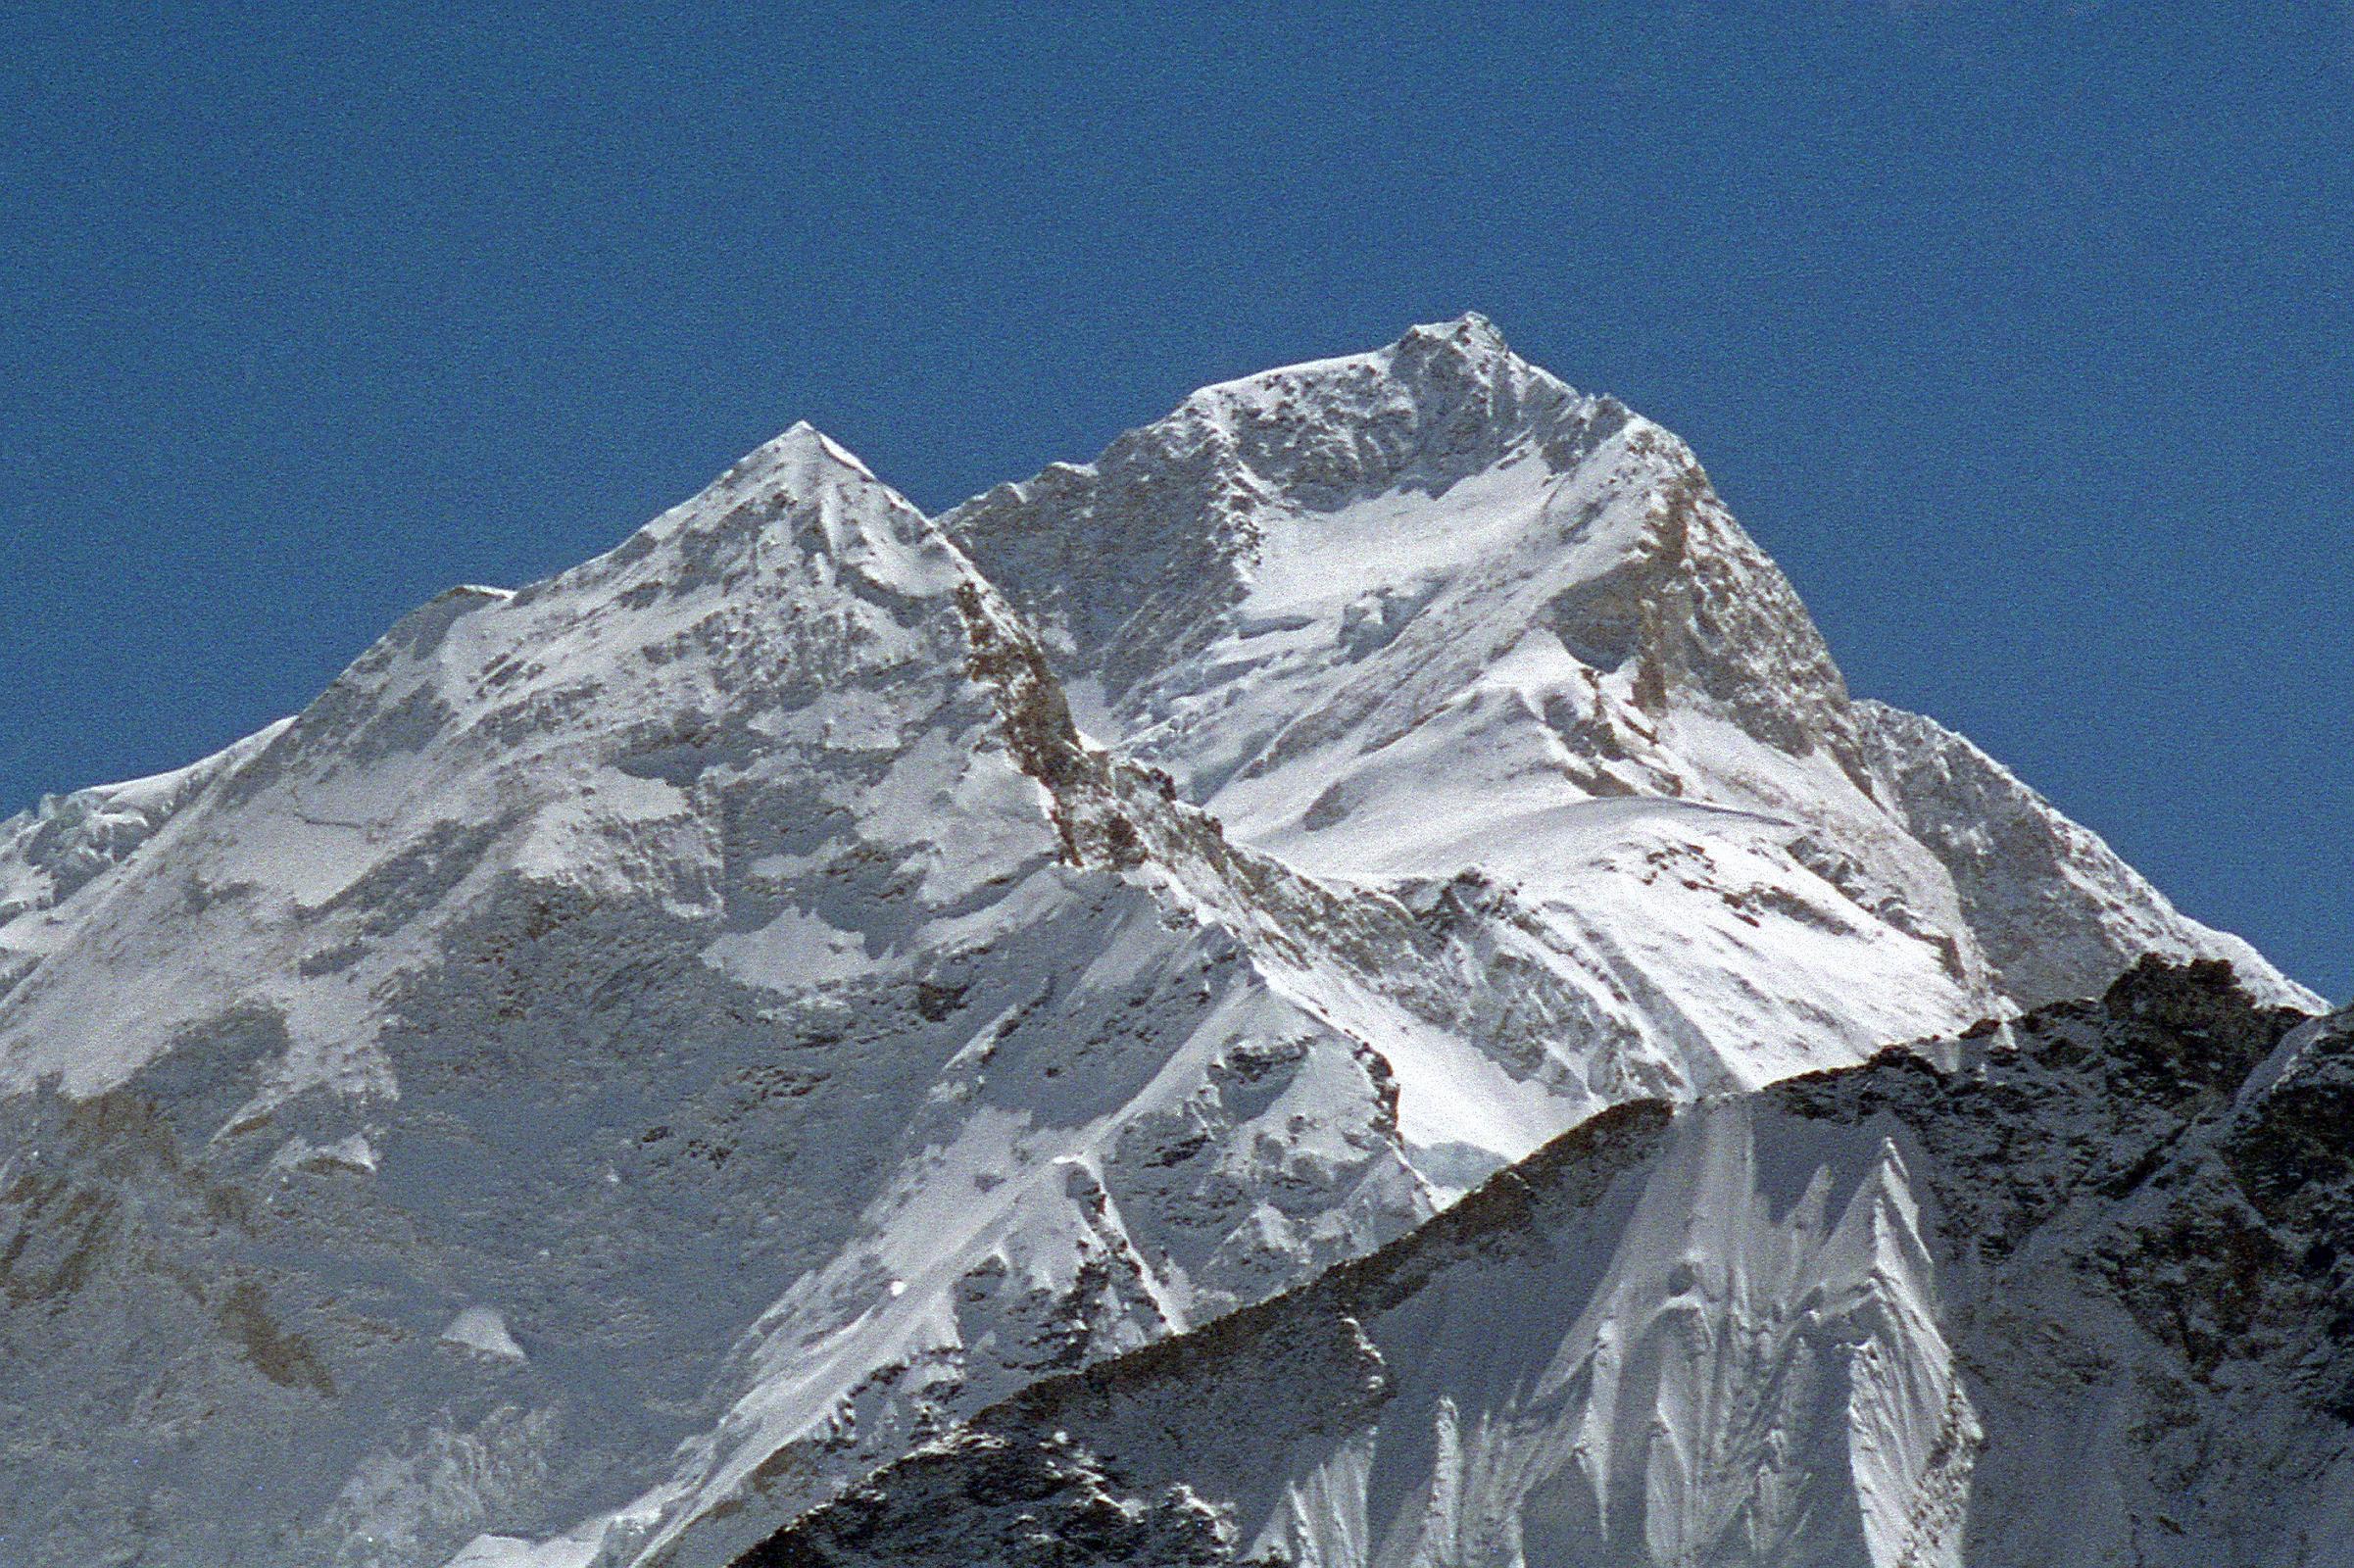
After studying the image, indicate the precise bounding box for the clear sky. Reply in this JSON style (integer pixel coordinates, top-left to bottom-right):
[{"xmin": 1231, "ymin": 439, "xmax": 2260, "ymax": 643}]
[{"xmin": 4, "ymin": 3, "xmax": 2347, "ymax": 1001}]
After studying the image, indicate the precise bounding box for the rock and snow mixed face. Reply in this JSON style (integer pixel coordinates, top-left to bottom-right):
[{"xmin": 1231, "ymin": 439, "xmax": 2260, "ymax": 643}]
[
  {"xmin": 953, "ymin": 315, "xmax": 2312, "ymax": 1067},
  {"xmin": 0, "ymin": 318, "xmax": 2322, "ymax": 1568}
]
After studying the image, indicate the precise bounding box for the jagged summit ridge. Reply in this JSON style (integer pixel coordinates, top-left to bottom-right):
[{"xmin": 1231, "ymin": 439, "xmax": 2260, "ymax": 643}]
[
  {"xmin": 944, "ymin": 315, "xmax": 1633, "ymax": 691},
  {"xmin": 948, "ymin": 313, "xmax": 1856, "ymax": 775},
  {"xmin": 1167, "ymin": 312, "xmax": 1605, "ymax": 501}
]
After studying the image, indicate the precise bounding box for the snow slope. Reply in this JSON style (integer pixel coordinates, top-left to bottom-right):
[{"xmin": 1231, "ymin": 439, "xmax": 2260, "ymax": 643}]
[
  {"xmin": 1853, "ymin": 698, "xmax": 2299, "ymax": 1008},
  {"xmin": 749, "ymin": 961, "xmax": 2353, "ymax": 1568},
  {"xmin": 0, "ymin": 318, "xmax": 2320, "ymax": 1568}
]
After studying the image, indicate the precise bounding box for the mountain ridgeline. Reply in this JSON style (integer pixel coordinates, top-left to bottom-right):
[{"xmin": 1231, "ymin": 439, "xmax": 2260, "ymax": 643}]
[{"xmin": 0, "ymin": 318, "xmax": 2329, "ymax": 1568}]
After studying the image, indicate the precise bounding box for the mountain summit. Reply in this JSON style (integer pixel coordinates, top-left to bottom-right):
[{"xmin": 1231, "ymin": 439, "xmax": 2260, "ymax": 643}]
[
  {"xmin": 0, "ymin": 321, "xmax": 2323, "ymax": 1568},
  {"xmin": 954, "ymin": 317, "xmax": 2308, "ymax": 1034}
]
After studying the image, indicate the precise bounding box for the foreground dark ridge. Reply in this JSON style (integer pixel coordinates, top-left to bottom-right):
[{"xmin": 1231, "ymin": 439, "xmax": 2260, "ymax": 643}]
[{"xmin": 744, "ymin": 958, "xmax": 2349, "ymax": 1568}]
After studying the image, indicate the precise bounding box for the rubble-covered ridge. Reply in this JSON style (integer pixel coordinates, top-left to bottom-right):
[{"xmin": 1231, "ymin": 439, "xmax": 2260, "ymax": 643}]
[{"xmin": 744, "ymin": 960, "xmax": 2347, "ymax": 1568}]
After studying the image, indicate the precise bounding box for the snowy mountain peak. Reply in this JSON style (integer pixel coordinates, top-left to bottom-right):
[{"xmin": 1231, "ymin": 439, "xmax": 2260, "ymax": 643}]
[
  {"xmin": 0, "ymin": 422, "xmax": 977, "ymax": 1102},
  {"xmin": 950, "ymin": 318, "xmax": 1866, "ymax": 826},
  {"xmin": 951, "ymin": 318, "xmax": 2312, "ymax": 1028},
  {"xmin": 728, "ymin": 419, "xmax": 880, "ymax": 489}
]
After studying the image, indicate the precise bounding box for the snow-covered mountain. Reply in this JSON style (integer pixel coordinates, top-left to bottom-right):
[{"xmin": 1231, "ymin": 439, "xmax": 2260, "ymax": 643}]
[{"xmin": 0, "ymin": 318, "xmax": 2321, "ymax": 1568}]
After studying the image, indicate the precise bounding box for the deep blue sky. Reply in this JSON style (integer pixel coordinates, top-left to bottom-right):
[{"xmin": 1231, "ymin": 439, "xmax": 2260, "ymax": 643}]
[{"xmin": 4, "ymin": 4, "xmax": 2347, "ymax": 1000}]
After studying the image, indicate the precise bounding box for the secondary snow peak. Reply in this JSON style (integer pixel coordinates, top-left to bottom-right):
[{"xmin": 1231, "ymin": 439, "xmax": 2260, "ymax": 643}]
[
  {"xmin": 733, "ymin": 419, "xmax": 880, "ymax": 488},
  {"xmin": 619, "ymin": 419, "xmax": 934, "ymax": 576}
]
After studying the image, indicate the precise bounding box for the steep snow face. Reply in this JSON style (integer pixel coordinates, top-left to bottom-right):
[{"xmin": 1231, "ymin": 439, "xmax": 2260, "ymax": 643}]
[
  {"xmin": 743, "ymin": 1098, "xmax": 1980, "ymax": 1568},
  {"xmin": 750, "ymin": 963, "xmax": 2348, "ymax": 1568},
  {"xmin": 951, "ymin": 315, "xmax": 2316, "ymax": 1049}
]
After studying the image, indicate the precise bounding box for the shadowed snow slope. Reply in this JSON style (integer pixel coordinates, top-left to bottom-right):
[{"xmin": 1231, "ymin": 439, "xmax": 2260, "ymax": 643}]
[{"xmin": 0, "ymin": 320, "xmax": 2320, "ymax": 1568}]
